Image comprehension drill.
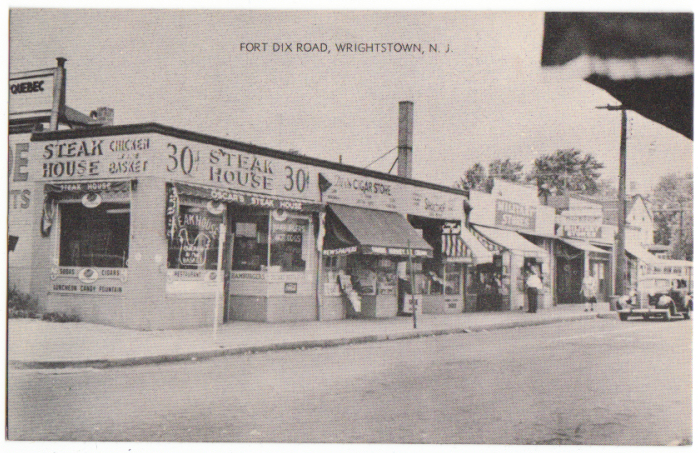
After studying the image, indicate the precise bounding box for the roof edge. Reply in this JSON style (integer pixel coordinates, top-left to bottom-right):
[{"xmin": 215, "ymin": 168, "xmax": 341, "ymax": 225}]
[{"xmin": 31, "ymin": 122, "xmax": 470, "ymax": 199}]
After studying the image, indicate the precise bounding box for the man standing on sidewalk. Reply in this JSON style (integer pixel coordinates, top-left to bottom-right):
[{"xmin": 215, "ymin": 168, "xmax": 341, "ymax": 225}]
[
  {"xmin": 581, "ymin": 274, "xmax": 597, "ymax": 312},
  {"xmin": 525, "ymin": 266, "xmax": 543, "ymax": 313}
]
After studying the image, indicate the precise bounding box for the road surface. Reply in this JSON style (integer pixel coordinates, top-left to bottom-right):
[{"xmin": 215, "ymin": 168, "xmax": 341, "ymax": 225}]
[{"xmin": 7, "ymin": 317, "xmax": 692, "ymax": 444}]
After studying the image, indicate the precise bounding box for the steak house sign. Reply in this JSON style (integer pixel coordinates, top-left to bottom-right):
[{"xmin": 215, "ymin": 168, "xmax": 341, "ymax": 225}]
[{"xmin": 35, "ymin": 133, "xmax": 467, "ymax": 219}]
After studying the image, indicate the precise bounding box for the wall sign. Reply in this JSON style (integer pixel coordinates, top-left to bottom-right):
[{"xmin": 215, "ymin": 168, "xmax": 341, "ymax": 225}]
[
  {"xmin": 166, "ymin": 269, "xmax": 219, "ymax": 294},
  {"xmin": 559, "ymin": 209, "xmax": 603, "ymax": 239},
  {"xmin": 494, "ymin": 199, "xmax": 536, "ymax": 232},
  {"xmin": 34, "ymin": 135, "xmax": 154, "ymax": 181},
  {"xmin": 49, "ymin": 266, "xmax": 127, "ymax": 295},
  {"xmin": 163, "ymin": 138, "xmax": 319, "ymax": 204}
]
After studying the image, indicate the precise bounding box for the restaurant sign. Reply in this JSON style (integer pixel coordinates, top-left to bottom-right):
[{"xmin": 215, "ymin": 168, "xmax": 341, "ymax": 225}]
[{"xmin": 35, "ymin": 135, "xmax": 155, "ymax": 181}]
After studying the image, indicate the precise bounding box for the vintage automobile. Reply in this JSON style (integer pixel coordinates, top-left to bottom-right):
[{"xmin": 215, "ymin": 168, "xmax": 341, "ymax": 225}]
[{"xmin": 616, "ymin": 275, "xmax": 692, "ymax": 321}]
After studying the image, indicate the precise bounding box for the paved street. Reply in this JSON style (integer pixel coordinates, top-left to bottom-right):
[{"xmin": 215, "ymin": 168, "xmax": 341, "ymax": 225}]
[{"xmin": 7, "ymin": 317, "xmax": 691, "ymax": 445}]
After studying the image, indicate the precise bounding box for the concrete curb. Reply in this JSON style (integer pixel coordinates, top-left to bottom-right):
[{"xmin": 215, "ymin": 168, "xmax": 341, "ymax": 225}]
[{"xmin": 9, "ymin": 313, "xmax": 610, "ymax": 370}]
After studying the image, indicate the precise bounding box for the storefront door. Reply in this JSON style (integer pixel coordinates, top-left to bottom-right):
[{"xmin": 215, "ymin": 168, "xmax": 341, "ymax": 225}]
[{"xmin": 556, "ymin": 255, "xmax": 583, "ymax": 304}]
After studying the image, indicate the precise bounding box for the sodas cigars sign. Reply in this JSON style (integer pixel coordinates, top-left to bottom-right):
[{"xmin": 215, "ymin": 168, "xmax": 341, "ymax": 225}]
[{"xmin": 36, "ymin": 136, "xmax": 153, "ymax": 180}]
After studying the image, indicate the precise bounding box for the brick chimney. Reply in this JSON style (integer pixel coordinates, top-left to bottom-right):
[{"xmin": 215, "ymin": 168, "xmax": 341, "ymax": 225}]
[
  {"xmin": 90, "ymin": 107, "xmax": 114, "ymax": 126},
  {"xmin": 397, "ymin": 101, "xmax": 413, "ymax": 178}
]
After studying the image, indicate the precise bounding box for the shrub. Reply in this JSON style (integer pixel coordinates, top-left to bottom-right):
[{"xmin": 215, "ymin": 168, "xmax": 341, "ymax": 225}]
[
  {"xmin": 41, "ymin": 312, "xmax": 81, "ymax": 323},
  {"xmin": 8, "ymin": 286, "xmax": 40, "ymax": 319}
]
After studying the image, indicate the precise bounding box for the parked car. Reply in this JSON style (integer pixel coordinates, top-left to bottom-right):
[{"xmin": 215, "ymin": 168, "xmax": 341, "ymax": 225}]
[{"xmin": 616, "ymin": 275, "xmax": 692, "ymax": 321}]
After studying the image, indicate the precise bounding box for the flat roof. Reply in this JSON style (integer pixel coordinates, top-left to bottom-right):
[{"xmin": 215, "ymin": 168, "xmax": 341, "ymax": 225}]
[{"xmin": 31, "ymin": 122, "xmax": 470, "ymax": 201}]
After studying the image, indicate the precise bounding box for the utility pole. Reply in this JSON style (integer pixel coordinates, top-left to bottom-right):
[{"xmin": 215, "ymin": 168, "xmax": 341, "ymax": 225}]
[{"xmin": 597, "ymin": 104, "xmax": 628, "ymax": 296}]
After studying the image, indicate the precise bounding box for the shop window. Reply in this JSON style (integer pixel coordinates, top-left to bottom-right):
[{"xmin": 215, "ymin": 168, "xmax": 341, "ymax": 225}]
[
  {"xmin": 232, "ymin": 210, "xmax": 269, "ymax": 271},
  {"xmin": 167, "ymin": 201, "xmax": 224, "ymax": 269},
  {"xmin": 59, "ymin": 202, "xmax": 129, "ymax": 268},
  {"xmin": 269, "ymin": 214, "xmax": 309, "ymax": 272}
]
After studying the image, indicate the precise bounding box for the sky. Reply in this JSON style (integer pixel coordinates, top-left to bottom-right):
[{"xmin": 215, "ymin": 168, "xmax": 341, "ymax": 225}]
[{"xmin": 7, "ymin": 8, "xmax": 694, "ymax": 196}]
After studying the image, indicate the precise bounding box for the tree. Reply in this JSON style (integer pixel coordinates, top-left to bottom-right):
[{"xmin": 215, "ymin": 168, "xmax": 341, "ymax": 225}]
[
  {"xmin": 456, "ymin": 162, "xmax": 490, "ymax": 193},
  {"xmin": 652, "ymin": 173, "xmax": 693, "ymax": 261},
  {"xmin": 456, "ymin": 159, "xmax": 524, "ymax": 194},
  {"xmin": 528, "ymin": 149, "xmax": 604, "ymax": 196},
  {"xmin": 488, "ymin": 159, "xmax": 524, "ymax": 183}
]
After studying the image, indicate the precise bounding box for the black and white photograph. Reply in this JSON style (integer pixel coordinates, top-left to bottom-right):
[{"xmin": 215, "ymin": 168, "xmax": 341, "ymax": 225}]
[{"xmin": 5, "ymin": 6, "xmax": 693, "ymax": 448}]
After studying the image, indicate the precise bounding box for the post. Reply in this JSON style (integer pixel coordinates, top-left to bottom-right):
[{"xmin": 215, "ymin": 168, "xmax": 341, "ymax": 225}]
[
  {"xmin": 49, "ymin": 57, "xmax": 67, "ymax": 131},
  {"xmin": 213, "ymin": 223, "xmax": 226, "ymax": 337},
  {"xmin": 596, "ymin": 104, "xmax": 628, "ymax": 296},
  {"xmin": 678, "ymin": 200, "xmax": 684, "ymax": 260},
  {"xmin": 408, "ymin": 240, "xmax": 417, "ymax": 329},
  {"xmin": 616, "ymin": 108, "xmax": 628, "ymax": 295}
]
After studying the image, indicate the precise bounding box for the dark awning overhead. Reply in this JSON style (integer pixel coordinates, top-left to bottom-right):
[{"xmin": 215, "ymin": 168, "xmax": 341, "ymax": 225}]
[
  {"xmin": 473, "ymin": 225, "xmax": 547, "ymax": 259},
  {"xmin": 542, "ymin": 12, "xmax": 693, "ymax": 139},
  {"xmin": 324, "ymin": 204, "xmax": 433, "ymax": 257},
  {"xmin": 558, "ymin": 237, "xmax": 610, "ymax": 255}
]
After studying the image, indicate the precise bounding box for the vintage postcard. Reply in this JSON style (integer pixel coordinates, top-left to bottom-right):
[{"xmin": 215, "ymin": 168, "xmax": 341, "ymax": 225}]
[{"xmin": 6, "ymin": 8, "xmax": 693, "ymax": 449}]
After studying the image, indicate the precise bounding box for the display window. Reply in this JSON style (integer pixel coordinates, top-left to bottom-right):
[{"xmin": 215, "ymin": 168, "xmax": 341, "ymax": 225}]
[
  {"xmin": 270, "ymin": 212, "xmax": 309, "ymax": 272},
  {"xmin": 59, "ymin": 201, "xmax": 130, "ymax": 268},
  {"xmin": 167, "ymin": 195, "xmax": 225, "ymax": 270},
  {"xmin": 231, "ymin": 208, "xmax": 311, "ymax": 272}
]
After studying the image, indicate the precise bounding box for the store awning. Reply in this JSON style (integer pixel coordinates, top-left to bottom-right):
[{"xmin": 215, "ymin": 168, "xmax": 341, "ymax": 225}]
[
  {"xmin": 173, "ymin": 181, "xmax": 322, "ymax": 212},
  {"xmin": 473, "ymin": 225, "xmax": 547, "ymax": 259},
  {"xmin": 625, "ymin": 243, "xmax": 660, "ymax": 265},
  {"xmin": 559, "ymin": 238, "xmax": 610, "ymax": 255},
  {"xmin": 442, "ymin": 233, "xmax": 470, "ymax": 263},
  {"xmin": 324, "ymin": 204, "xmax": 433, "ymax": 257},
  {"xmin": 459, "ymin": 228, "xmax": 494, "ymax": 264}
]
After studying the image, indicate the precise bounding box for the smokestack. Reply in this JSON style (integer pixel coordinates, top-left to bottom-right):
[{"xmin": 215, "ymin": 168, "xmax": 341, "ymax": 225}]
[{"xmin": 397, "ymin": 101, "xmax": 413, "ymax": 178}]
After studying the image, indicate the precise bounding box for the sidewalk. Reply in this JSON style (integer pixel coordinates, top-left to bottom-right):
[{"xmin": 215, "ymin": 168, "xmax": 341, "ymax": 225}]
[{"xmin": 8, "ymin": 303, "xmax": 615, "ymax": 369}]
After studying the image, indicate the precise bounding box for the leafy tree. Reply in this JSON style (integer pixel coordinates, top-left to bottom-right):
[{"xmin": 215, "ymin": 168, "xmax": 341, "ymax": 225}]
[
  {"xmin": 653, "ymin": 173, "xmax": 693, "ymax": 260},
  {"xmin": 528, "ymin": 149, "xmax": 604, "ymax": 196},
  {"xmin": 456, "ymin": 162, "xmax": 490, "ymax": 193},
  {"xmin": 456, "ymin": 159, "xmax": 524, "ymax": 194},
  {"xmin": 488, "ymin": 159, "xmax": 524, "ymax": 183}
]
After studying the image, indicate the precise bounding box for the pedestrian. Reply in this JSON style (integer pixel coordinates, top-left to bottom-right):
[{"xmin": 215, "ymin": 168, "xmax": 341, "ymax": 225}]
[
  {"xmin": 581, "ymin": 274, "xmax": 597, "ymax": 312},
  {"xmin": 525, "ymin": 267, "xmax": 543, "ymax": 313}
]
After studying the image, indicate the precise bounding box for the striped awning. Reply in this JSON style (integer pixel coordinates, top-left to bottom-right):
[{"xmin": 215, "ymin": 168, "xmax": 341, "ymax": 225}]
[{"xmin": 442, "ymin": 233, "xmax": 470, "ymax": 263}]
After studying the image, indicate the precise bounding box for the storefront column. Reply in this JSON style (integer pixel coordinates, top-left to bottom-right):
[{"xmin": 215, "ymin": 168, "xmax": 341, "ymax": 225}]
[{"xmin": 584, "ymin": 249, "xmax": 590, "ymax": 278}]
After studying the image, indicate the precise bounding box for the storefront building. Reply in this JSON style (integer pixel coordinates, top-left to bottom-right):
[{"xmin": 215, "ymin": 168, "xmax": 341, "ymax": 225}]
[
  {"xmin": 16, "ymin": 123, "xmax": 486, "ymax": 330},
  {"xmin": 556, "ymin": 207, "xmax": 613, "ymax": 303},
  {"xmin": 467, "ymin": 187, "xmax": 556, "ymax": 311}
]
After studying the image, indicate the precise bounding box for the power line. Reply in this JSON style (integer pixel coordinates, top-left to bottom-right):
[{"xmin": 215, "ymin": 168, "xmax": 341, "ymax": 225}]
[{"xmin": 364, "ymin": 147, "xmax": 397, "ymax": 169}]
